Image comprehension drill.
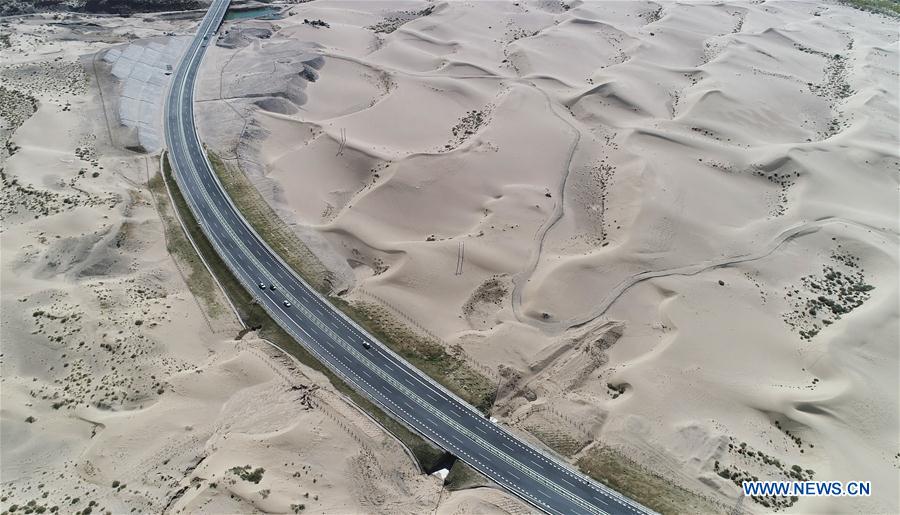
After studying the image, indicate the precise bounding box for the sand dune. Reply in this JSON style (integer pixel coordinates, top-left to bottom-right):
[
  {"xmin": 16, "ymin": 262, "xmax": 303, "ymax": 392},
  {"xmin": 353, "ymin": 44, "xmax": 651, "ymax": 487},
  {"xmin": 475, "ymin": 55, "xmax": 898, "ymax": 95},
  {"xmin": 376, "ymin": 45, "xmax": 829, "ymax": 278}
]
[
  {"xmin": 197, "ymin": 1, "xmax": 898, "ymax": 512},
  {"xmin": 2, "ymin": 12, "xmax": 510, "ymax": 515}
]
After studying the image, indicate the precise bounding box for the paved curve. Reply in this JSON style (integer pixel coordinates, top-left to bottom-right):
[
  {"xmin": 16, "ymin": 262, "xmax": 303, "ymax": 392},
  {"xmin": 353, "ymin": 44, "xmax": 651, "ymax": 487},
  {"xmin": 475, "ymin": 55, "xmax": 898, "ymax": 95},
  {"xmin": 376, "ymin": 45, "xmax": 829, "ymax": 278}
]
[{"xmin": 163, "ymin": 2, "xmax": 653, "ymax": 514}]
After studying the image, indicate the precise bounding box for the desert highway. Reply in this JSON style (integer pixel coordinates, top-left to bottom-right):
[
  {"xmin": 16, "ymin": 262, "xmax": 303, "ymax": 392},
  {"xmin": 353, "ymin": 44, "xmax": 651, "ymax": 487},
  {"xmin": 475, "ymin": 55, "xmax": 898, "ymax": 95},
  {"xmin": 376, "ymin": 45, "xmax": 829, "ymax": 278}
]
[{"xmin": 163, "ymin": 1, "xmax": 652, "ymax": 513}]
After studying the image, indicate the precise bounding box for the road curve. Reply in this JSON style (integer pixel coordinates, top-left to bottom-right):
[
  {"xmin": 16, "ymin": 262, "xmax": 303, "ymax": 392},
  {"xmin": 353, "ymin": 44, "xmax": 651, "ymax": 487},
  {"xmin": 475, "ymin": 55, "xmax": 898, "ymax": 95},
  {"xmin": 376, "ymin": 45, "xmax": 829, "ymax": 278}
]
[{"xmin": 162, "ymin": 2, "xmax": 653, "ymax": 514}]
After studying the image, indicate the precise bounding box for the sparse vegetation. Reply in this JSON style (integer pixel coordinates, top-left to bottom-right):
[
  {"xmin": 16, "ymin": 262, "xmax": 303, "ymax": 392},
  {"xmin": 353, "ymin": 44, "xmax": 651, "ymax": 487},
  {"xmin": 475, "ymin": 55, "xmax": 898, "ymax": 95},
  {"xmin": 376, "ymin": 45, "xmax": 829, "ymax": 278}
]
[
  {"xmin": 1, "ymin": 0, "xmax": 200, "ymax": 16},
  {"xmin": 0, "ymin": 59, "xmax": 86, "ymax": 97},
  {"xmin": 607, "ymin": 382, "xmax": 626, "ymax": 399},
  {"xmin": 333, "ymin": 298, "xmax": 496, "ymax": 413},
  {"xmin": 750, "ymin": 166, "xmax": 798, "ymax": 217},
  {"xmin": 0, "ymin": 85, "xmax": 38, "ymax": 143},
  {"xmin": 577, "ymin": 447, "xmax": 722, "ymax": 515},
  {"xmin": 230, "ymin": 465, "xmax": 265, "ymax": 484},
  {"xmin": 796, "ymin": 40, "xmax": 855, "ymax": 139},
  {"xmin": 443, "ymin": 460, "xmax": 489, "ymax": 491},
  {"xmin": 462, "ymin": 276, "xmax": 507, "ymax": 317},
  {"xmin": 205, "ymin": 151, "xmax": 334, "ymax": 294},
  {"xmin": 715, "ymin": 436, "xmax": 816, "ymax": 509},
  {"xmin": 149, "ymin": 158, "xmax": 225, "ymax": 317},
  {"xmin": 443, "ymin": 109, "xmax": 489, "ymax": 151},
  {"xmin": 840, "ymin": 0, "xmax": 900, "ymax": 17},
  {"xmin": 0, "ymin": 167, "xmax": 116, "ymax": 221},
  {"xmin": 782, "ymin": 250, "xmax": 874, "ymax": 340},
  {"xmin": 367, "ymin": 6, "xmax": 435, "ymax": 34},
  {"xmin": 302, "ymin": 19, "xmax": 330, "ymax": 28},
  {"xmin": 526, "ymin": 425, "xmax": 587, "ymax": 457}
]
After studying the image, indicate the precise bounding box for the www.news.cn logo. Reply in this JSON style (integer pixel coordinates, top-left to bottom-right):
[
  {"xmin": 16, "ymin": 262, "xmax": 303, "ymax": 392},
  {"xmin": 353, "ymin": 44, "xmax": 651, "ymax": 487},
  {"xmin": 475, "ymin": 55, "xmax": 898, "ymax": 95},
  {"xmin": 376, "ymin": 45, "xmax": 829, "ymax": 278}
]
[{"xmin": 742, "ymin": 481, "xmax": 871, "ymax": 497}]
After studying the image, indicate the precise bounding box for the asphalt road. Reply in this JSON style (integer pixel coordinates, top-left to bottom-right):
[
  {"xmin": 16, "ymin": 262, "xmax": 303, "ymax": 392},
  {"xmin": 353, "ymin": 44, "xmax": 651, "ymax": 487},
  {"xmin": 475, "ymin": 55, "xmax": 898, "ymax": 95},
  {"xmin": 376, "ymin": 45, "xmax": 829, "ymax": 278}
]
[{"xmin": 163, "ymin": 2, "xmax": 653, "ymax": 514}]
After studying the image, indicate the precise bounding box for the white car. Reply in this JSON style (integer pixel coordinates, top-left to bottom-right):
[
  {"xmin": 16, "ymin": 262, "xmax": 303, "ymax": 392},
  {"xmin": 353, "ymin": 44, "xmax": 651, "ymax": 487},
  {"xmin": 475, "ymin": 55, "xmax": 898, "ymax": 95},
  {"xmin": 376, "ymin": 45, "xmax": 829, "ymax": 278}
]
[
  {"xmin": 283, "ymin": 300, "xmax": 291, "ymax": 308},
  {"xmin": 258, "ymin": 281, "xmax": 266, "ymax": 289}
]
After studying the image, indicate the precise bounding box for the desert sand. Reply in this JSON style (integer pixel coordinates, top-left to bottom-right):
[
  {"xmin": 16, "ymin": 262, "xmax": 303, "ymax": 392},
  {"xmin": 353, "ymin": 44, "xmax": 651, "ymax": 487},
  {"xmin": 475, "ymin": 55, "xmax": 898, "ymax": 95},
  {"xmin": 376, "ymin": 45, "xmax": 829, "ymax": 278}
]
[
  {"xmin": 193, "ymin": 0, "xmax": 899, "ymax": 512},
  {"xmin": 1, "ymin": 10, "xmax": 537, "ymax": 515}
]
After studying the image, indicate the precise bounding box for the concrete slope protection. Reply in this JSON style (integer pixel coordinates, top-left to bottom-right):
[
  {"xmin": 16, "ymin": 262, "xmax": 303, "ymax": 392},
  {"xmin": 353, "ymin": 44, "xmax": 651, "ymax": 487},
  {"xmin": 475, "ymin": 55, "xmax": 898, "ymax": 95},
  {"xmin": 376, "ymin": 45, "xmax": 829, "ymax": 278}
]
[{"xmin": 163, "ymin": 2, "xmax": 653, "ymax": 513}]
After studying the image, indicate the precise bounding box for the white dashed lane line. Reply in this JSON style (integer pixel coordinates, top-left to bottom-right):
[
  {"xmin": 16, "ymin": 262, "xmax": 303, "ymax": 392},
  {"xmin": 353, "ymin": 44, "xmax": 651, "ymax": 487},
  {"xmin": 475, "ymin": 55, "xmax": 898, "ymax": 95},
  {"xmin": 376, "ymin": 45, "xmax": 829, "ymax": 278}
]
[
  {"xmin": 530, "ymin": 458, "xmax": 547, "ymax": 470},
  {"xmin": 592, "ymin": 495, "xmax": 610, "ymax": 507},
  {"xmin": 401, "ymin": 376, "xmax": 418, "ymax": 388}
]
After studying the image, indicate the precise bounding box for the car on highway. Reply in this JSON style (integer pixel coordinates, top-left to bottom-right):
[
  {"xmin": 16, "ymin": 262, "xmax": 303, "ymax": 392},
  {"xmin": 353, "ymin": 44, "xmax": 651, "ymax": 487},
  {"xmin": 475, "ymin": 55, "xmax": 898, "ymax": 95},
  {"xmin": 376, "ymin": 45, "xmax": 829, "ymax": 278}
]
[
  {"xmin": 283, "ymin": 300, "xmax": 291, "ymax": 308},
  {"xmin": 362, "ymin": 341, "xmax": 371, "ymax": 350},
  {"xmin": 258, "ymin": 281, "xmax": 266, "ymax": 289},
  {"xmin": 269, "ymin": 284, "xmax": 276, "ymax": 291}
]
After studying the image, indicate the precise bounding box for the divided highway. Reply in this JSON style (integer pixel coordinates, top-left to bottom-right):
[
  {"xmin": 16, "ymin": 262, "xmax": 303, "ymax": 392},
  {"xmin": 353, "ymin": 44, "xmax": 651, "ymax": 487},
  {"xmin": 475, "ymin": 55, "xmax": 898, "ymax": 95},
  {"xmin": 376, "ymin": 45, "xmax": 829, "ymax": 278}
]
[{"xmin": 163, "ymin": 1, "xmax": 653, "ymax": 513}]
